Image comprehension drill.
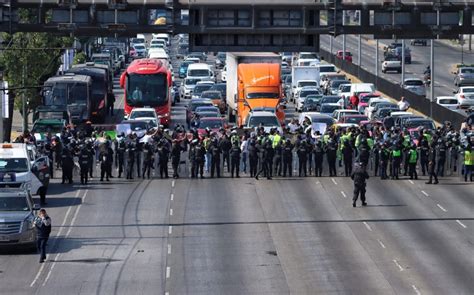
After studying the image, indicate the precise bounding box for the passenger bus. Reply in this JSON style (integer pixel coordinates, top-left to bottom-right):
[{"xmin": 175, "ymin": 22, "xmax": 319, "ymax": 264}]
[
  {"xmin": 120, "ymin": 58, "xmax": 172, "ymax": 127},
  {"xmin": 42, "ymin": 74, "xmax": 92, "ymax": 124}
]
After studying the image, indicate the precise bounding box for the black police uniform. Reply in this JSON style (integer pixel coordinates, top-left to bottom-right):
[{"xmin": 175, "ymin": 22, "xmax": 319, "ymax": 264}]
[
  {"xmin": 126, "ymin": 142, "xmax": 136, "ymax": 179},
  {"xmin": 210, "ymin": 142, "xmax": 221, "ymax": 178},
  {"xmin": 351, "ymin": 163, "xmax": 369, "ymax": 207},
  {"xmin": 78, "ymin": 147, "xmax": 91, "ymax": 184},
  {"xmin": 282, "ymin": 141, "xmax": 293, "ymax": 177},
  {"xmin": 220, "ymin": 136, "xmax": 232, "ymax": 173},
  {"xmin": 61, "ymin": 149, "xmax": 74, "ymax": 184},
  {"xmin": 248, "ymin": 141, "xmax": 259, "ymax": 177},
  {"xmin": 230, "ymin": 144, "xmax": 241, "ymax": 178},
  {"xmin": 171, "ymin": 143, "xmax": 182, "ymax": 179},
  {"xmin": 313, "ymin": 141, "xmax": 324, "ymax": 177},
  {"xmin": 142, "ymin": 144, "xmax": 154, "ymax": 179}
]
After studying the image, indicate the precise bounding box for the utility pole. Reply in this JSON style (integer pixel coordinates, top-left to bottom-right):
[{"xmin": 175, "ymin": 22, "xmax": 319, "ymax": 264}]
[
  {"xmin": 430, "ymin": 39, "xmax": 434, "ymax": 118},
  {"xmin": 401, "ymin": 39, "xmax": 405, "ymax": 84},
  {"xmin": 0, "ymin": 71, "xmax": 3, "ymax": 143},
  {"xmin": 22, "ymin": 63, "xmax": 27, "ymax": 133}
]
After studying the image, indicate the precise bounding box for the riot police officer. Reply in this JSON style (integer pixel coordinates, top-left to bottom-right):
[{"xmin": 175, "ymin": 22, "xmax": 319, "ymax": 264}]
[
  {"xmin": 126, "ymin": 141, "xmax": 136, "ymax": 179},
  {"xmin": 210, "ymin": 139, "xmax": 221, "ymax": 178},
  {"xmin": 78, "ymin": 145, "xmax": 92, "ymax": 185},
  {"xmin": 248, "ymin": 139, "xmax": 259, "ymax": 178},
  {"xmin": 313, "ymin": 140, "xmax": 324, "ymax": 177},
  {"xmin": 99, "ymin": 143, "xmax": 113, "ymax": 181},
  {"xmin": 157, "ymin": 140, "xmax": 170, "ymax": 179},
  {"xmin": 282, "ymin": 139, "xmax": 294, "ymax": 177},
  {"xmin": 189, "ymin": 139, "xmax": 198, "ymax": 178},
  {"xmin": 195, "ymin": 140, "xmax": 206, "ymax": 178},
  {"xmin": 326, "ymin": 137, "xmax": 338, "ymax": 177},
  {"xmin": 171, "ymin": 140, "xmax": 182, "ymax": 179},
  {"xmin": 142, "ymin": 143, "xmax": 154, "ymax": 179},
  {"xmin": 297, "ymin": 140, "xmax": 308, "ymax": 177},
  {"xmin": 351, "ymin": 162, "xmax": 369, "ymax": 207},
  {"xmin": 61, "ymin": 147, "xmax": 74, "ymax": 184},
  {"xmin": 230, "ymin": 141, "xmax": 241, "ymax": 178}
]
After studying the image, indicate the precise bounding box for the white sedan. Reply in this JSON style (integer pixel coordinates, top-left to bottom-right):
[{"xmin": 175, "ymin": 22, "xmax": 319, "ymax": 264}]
[
  {"xmin": 128, "ymin": 108, "xmax": 159, "ymax": 126},
  {"xmin": 454, "ymin": 86, "xmax": 474, "ymax": 109}
]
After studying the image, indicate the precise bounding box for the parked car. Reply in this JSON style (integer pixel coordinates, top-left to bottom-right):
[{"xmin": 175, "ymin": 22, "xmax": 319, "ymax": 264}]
[
  {"xmin": 410, "ymin": 39, "xmax": 427, "ymax": 46},
  {"xmin": 453, "ymin": 67, "xmax": 474, "ymax": 87},
  {"xmin": 454, "ymin": 86, "xmax": 474, "ymax": 109}
]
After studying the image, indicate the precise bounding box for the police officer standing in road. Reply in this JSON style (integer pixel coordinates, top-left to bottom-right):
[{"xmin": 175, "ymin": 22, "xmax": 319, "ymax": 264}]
[
  {"xmin": 195, "ymin": 139, "xmax": 206, "ymax": 178},
  {"xmin": 61, "ymin": 147, "xmax": 74, "ymax": 184},
  {"xmin": 171, "ymin": 140, "xmax": 182, "ymax": 179},
  {"xmin": 78, "ymin": 145, "xmax": 91, "ymax": 185},
  {"xmin": 426, "ymin": 142, "xmax": 439, "ymax": 184},
  {"xmin": 313, "ymin": 140, "xmax": 324, "ymax": 177},
  {"xmin": 142, "ymin": 143, "xmax": 154, "ymax": 179},
  {"xmin": 326, "ymin": 137, "xmax": 338, "ymax": 177},
  {"xmin": 210, "ymin": 139, "xmax": 222, "ymax": 178},
  {"xmin": 256, "ymin": 140, "xmax": 273, "ymax": 180},
  {"xmin": 35, "ymin": 209, "xmax": 51, "ymax": 263},
  {"xmin": 297, "ymin": 139, "xmax": 308, "ymax": 177},
  {"xmin": 248, "ymin": 139, "xmax": 259, "ymax": 178},
  {"xmin": 157, "ymin": 140, "xmax": 170, "ymax": 179},
  {"xmin": 273, "ymin": 139, "xmax": 283, "ymax": 177},
  {"xmin": 282, "ymin": 139, "xmax": 293, "ymax": 177},
  {"xmin": 220, "ymin": 134, "xmax": 232, "ymax": 174},
  {"xmin": 351, "ymin": 162, "xmax": 369, "ymax": 207},
  {"xmin": 126, "ymin": 140, "xmax": 136, "ymax": 179},
  {"xmin": 230, "ymin": 141, "xmax": 241, "ymax": 178},
  {"xmin": 115, "ymin": 136, "xmax": 126, "ymax": 178},
  {"xmin": 189, "ymin": 139, "xmax": 198, "ymax": 178},
  {"xmin": 408, "ymin": 144, "xmax": 418, "ymax": 180},
  {"xmin": 99, "ymin": 143, "xmax": 113, "ymax": 181}
]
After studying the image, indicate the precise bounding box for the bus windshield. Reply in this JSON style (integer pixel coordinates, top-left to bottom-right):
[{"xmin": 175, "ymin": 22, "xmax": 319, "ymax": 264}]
[
  {"xmin": 45, "ymin": 82, "xmax": 88, "ymax": 106},
  {"xmin": 126, "ymin": 73, "xmax": 168, "ymax": 107}
]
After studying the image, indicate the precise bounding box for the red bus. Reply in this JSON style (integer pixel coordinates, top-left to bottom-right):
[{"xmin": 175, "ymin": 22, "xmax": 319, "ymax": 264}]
[{"xmin": 120, "ymin": 58, "xmax": 172, "ymax": 126}]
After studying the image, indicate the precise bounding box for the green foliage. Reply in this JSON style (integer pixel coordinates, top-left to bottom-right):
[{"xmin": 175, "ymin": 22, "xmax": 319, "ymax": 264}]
[
  {"xmin": 0, "ymin": 9, "xmax": 73, "ymax": 115},
  {"xmin": 73, "ymin": 52, "xmax": 87, "ymax": 65}
]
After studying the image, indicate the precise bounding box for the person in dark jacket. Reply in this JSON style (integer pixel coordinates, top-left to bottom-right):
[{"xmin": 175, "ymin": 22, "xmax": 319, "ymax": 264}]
[
  {"xmin": 157, "ymin": 141, "xmax": 170, "ymax": 179},
  {"xmin": 108, "ymin": 92, "xmax": 116, "ymax": 116},
  {"xmin": 195, "ymin": 140, "xmax": 206, "ymax": 178},
  {"xmin": 78, "ymin": 145, "xmax": 92, "ymax": 185},
  {"xmin": 255, "ymin": 140, "xmax": 273, "ymax": 180},
  {"xmin": 351, "ymin": 162, "xmax": 369, "ymax": 207},
  {"xmin": 142, "ymin": 143, "xmax": 154, "ymax": 179},
  {"xmin": 426, "ymin": 143, "xmax": 439, "ymax": 184},
  {"xmin": 273, "ymin": 141, "xmax": 283, "ymax": 177},
  {"xmin": 297, "ymin": 140, "xmax": 308, "ymax": 177},
  {"xmin": 230, "ymin": 141, "xmax": 241, "ymax": 178},
  {"xmin": 35, "ymin": 209, "xmax": 51, "ymax": 263},
  {"xmin": 115, "ymin": 138, "xmax": 126, "ymax": 178},
  {"xmin": 171, "ymin": 140, "xmax": 182, "ymax": 179},
  {"xmin": 189, "ymin": 140, "xmax": 198, "ymax": 178},
  {"xmin": 126, "ymin": 141, "xmax": 136, "ymax": 179},
  {"xmin": 282, "ymin": 139, "xmax": 293, "ymax": 177},
  {"xmin": 210, "ymin": 139, "xmax": 221, "ymax": 178},
  {"xmin": 342, "ymin": 138, "xmax": 353, "ymax": 177},
  {"xmin": 220, "ymin": 135, "xmax": 232, "ymax": 173},
  {"xmin": 248, "ymin": 140, "xmax": 259, "ymax": 177},
  {"xmin": 99, "ymin": 143, "xmax": 113, "ymax": 181},
  {"xmin": 313, "ymin": 140, "xmax": 324, "ymax": 177},
  {"xmin": 61, "ymin": 148, "xmax": 74, "ymax": 184}
]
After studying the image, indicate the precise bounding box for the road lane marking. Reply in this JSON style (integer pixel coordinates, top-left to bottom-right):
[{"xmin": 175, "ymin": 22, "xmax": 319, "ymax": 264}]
[
  {"xmin": 437, "ymin": 204, "xmax": 447, "ymax": 212},
  {"xmin": 340, "ymin": 191, "xmax": 347, "ymax": 198},
  {"xmin": 421, "ymin": 190, "xmax": 429, "ymax": 197},
  {"xmin": 412, "ymin": 285, "xmax": 421, "ymax": 295},
  {"xmin": 363, "ymin": 222, "xmax": 373, "ymax": 232},
  {"xmin": 171, "ymin": 180, "xmax": 175, "ymax": 188},
  {"xmin": 30, "ymin": 190, "xmax": 81, "ymax": 287},
  {"xmin": 393, "ymin": 259, "xmax": 404, "ymax": 271},
  {"xmin": 170, "ymin": 209, "xmax": 173, "ymax": 216},
  {"xmin": 331, "ymin": 178, "xmax": 338, "ymax": 185},
  {"xmin": 377, "ymin": 239, "xmax": 386, "ymax": 249},
  {"xmin": 456, "ymin": 220, "xmax": 467, "ymax": 228},
  {"xmin": 168, "ymin": 226, "xmax": 173, "ymax": 234},
  {"xmin": 408, "ymin": 180, "xmax": 414, "ymax": 184},
  {"xmin": 167, "ymin": 244, "xmax": 171, "ymax": 255},
  {"xmin": 166, "ymin": 267, "xmax": 171, "ymax": 278},
  {"xmin": 170, "ymin": 193, "xmax": 174, "ymax": 201}
]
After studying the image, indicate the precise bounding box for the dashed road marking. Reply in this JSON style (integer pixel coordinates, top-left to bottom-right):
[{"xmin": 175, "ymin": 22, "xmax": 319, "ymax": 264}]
[
  {"xmin": 168, "ymin": 244, "xmax": 172, "ymax": 255},
  {"xmin": 170, "ymin": 193, "xmax": 174, "ymax": 201},
  {"xmin": 421, "ymin": 190, "xmax": 429, "ymax": 197},
  {"xmin": 393, "ymin": 259, "xmax": 404, "ymax": 271},
  {"xmin": 456, "ymin": 220, "xmax": 467, "ymax": 228},
  {"xmin": 331, "ymin": 178, "xmax": 338, "ymax": 185},
  {"xmin": 170, "ymin": 209, "xmax": 173, "ymax": 216},
  {"xmin": 363, "ymin": 221, "xmax": 373, "ymax": 232},
  {"xmin": 377, "ymin": 239, "xmax": 386, "ymax": 249},
  {"xmin": 168, "ymin": 226, "xmax": 173, "ymax": 234},
  {"xmin": 341, "ymin": 191, "xmax": 347, "ymax": 198},
  {"xmin": 408, "ymin": 180, "xmax": 414, "ymax": 185},
  {"xmin": 166, "ymin": 267, "xmax": 171, "ymax": 279},
  {"xmin": 171, "ymin": 180, "xmax": 175, "ymax": 188},
  {"xmin": 412, "ymin": 284, "xmax": 421, "ymax": 295},
  {"xmin": 437, "ymin": 204, "xmax": 447, "ymax": 212}
]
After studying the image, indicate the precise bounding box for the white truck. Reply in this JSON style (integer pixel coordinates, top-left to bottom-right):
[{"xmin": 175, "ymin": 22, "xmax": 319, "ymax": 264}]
[{"xmin": 291, "ymin": 66, "xmax": 320, "ymax": 101}]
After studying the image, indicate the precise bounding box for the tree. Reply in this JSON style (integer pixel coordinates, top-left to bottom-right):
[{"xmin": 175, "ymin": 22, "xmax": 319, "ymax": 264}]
[{"xmin": 0, "ymin": 8, "xmax": 73, "ymax": 140}]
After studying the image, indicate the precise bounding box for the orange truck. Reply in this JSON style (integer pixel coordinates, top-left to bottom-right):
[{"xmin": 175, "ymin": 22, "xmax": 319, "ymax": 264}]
[{"xmin": 226, "ymin": 53, "xmax": 285, "ymax": 126}]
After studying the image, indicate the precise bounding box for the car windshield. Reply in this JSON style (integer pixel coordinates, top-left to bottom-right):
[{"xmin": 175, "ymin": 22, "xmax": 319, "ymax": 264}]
[
  {"xmin": 300, "ymin": 90, "xmax": 320, "ymax": 98},
  {"xmin": 405, "ymin": 80, "xmax": 423, "ymax": 86},
  {"xmin": 460, "ymin": 68, "xmax": 474, "ymax": 74},
  {"xmin": 196, "ymin": 107, "xmax": 219, "ymax": 113},
  {"xmin": 385, "ymin": 56, "xmax": 398, "ymax": 61},
  {"xmin": 330, "ymin": 80, "xmax": 348, "ymax": 88},
  {"xmin": 0, "ymin": 197, "xmax": 29, "ymax": 211},
  {"xmin": 344, "ymin": 116, "xmax": 367, "ymax": 124},
  {"xmin": 198, "ymin": 120, "xmax": 223, "ymax": 129},
  {"xmin": 320, "ymin": 104, "xmax": 340, "ymax": 113},
  {"xmin": 321, "ymin": 96, "xmax": 340, "ymax": 104},
  {"xmin": 305, "ymin": 95, "xmax": 323, "ymax": 104},
  {"xmin": 185, "ymin": 79, "xmax": 199, "ymax": 86},
  {"xmin": 188, "ymin": 69, "xmax": 210, "ymax": 76},
  {"xmin": 340, "ymin": 85, "xmax": 351, "ymax": 92},
  {"xmin": 201, "ymin": 92, "xmax": 221, "ymax": 99},
  {"xmin": 298, "ymin": 81, "xmax": 317, "ymax": 87},
  {"xmin": 300, "ymin": 53, "xmax": 317, "ymax": 59},
  {"xmin": 127, "ymin": 73, "xmax": 168, "ymax": 107},
  {"xmin": 320, "ymin": 66, "xmax": 336, "ymax": 73},
  {"xmin": 194, "ymin": 85, "xmax": 213, "ymax": 95},
  {"xmin": 463, "ymin": 88, "xmax": 474, "ymax": 93},
  {"xmin": 405, "ymin": 120, "xmax": 434, "ymax": 130},
  {"xmin": 130, "ymin": 111, "xmax": 155, "ymax": 119},
  {"xmin": 191, "ymin": 101, "xmax": 213, "ymax": 111},
  {"xmin": 128, "ymin": 121, "xmax": 156, "ymax": 130},
  {"xmin": 248, "ymin": 116, "xmax": 279, "ymax": 127},
  {"xmin": 197, "ymin": 112, "xmax": 220, "ymax": 118},
  {"xmin": 32, "ymin": 123, "xmax": 64, "ymax": 134},
  {"xmin": 132, "ymin": 38, "xmax": 145, "ymax": 44},
  {"xmin": 439, "ymin": 99, "xmax": 457, "ymax": 104},
  {"xmin": 134, "ymin": 45, "xmax": 145, "ymax": 50},
  {"xmin": 246, "ymin": 92, "xmax": 279, "ymax": 99},
  {"xmin": 0, "ymin": 158, "xmax": 29, "ymax": 173},
  {"xmin": 210, "ymin": 84, "xmax": 226, "ymax": 94}
]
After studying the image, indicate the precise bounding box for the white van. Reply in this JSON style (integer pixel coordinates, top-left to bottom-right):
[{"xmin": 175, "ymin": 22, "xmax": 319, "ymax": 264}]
[
  {"xmin": 350, "ymin": 83, "xmax": 375, "ymax": 96},
  {"xmin": 186, "ymin": 63, "xmax": 214, "ymax": 81},
  {"xmin": 152, "ymin": 33, "xmax": 170, "ymax": 46},
  {"xmin": 0, "ymin": 143, "xmax": 50, "ymax": 201}
]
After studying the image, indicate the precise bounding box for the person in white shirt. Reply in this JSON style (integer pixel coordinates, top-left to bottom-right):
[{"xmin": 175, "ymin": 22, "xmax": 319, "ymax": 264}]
[
  {"xmin": 240, "ymin": 138, "xmax": 248, "ymax": 173},
  {"xmin": 398, "ymin": 96, "xmax": 410, "ymax": 111}
]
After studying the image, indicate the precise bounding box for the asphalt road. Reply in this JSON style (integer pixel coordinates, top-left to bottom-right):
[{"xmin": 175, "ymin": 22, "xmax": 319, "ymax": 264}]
[
  {"xmin": 1, "ymin": 38, "xmax": 473, "ymax": 295},
  {"xmin": 320, "ymin": 35, "xmax": 474, "ymax": 98}
]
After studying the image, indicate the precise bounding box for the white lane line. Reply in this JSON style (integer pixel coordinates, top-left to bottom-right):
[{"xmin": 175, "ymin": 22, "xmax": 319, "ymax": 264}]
[
  {"xmin": 363, "ymin": 221, "xmax": 373, "ymax": 232},
  {"xmin": 412, "ymin": 284, "xmax": 421, "ymax": 295},
  {"xmin": 165, "ymin": 292, "xmax": 169, "ymax": 295},
  {"xmin": 44, "ymin": 190, "xmax": 89, "ymax": 287},
  {"xmin": 377, "ymin": 239, "xmax": 386, "ymax": 249},
  {"xmin": 456, "ymin": 220, "xmax": 467, "ymax": 228},
  {"xmin": 167, "ymin": 244, "xmax": 172, "ymax": 255},
  {"xmin": 408, "ymin": 180, "xmax": 414, "ymax": 185},
  {"xmin": 171, "ymin": 180, "xmax": 175, "ymax": 188},
  {"xmin": 168, "ymin": 226, "xmax": 173, "ymax": 234},
  {"xmin": 340, "ymin": 191, "xmax": 347, "ymax": 198},
  {"xmin": 331, "ymin": 178, "xmax": 338, "ymax": 185},
  {"xmin": 437, "ymin": 204, "xmax": 447, "ymax": 212},
  {"xmin": 170, "ymin": 193, "xmax": 174, "ymax": 201},
  {"xmin": 170, "ymin": 209, "xmax": 173, "ymax": 216},
  {"xmin": 421, "ymin": 190, "xmax": 429, "ymax": 197},
  {"xmin": 30, "ymin": 190, "xmax": 81, "ymax": 287},
  {"xmin": 393, "ymin": 259, "xmax": 404, "ymax": 271},
  {"xmin": 166, "ymin": 267, "xmax": 171, "ymax": 279}
]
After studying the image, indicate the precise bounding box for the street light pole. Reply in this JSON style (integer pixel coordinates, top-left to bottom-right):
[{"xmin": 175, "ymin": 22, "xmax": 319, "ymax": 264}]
[
  {"xmin": 22, "ymin": 64, "xmax": 27, "ymax": 133},
  {"xmin": 430, "ymin": 39, "xmax": 434, "ymax": 118}
]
